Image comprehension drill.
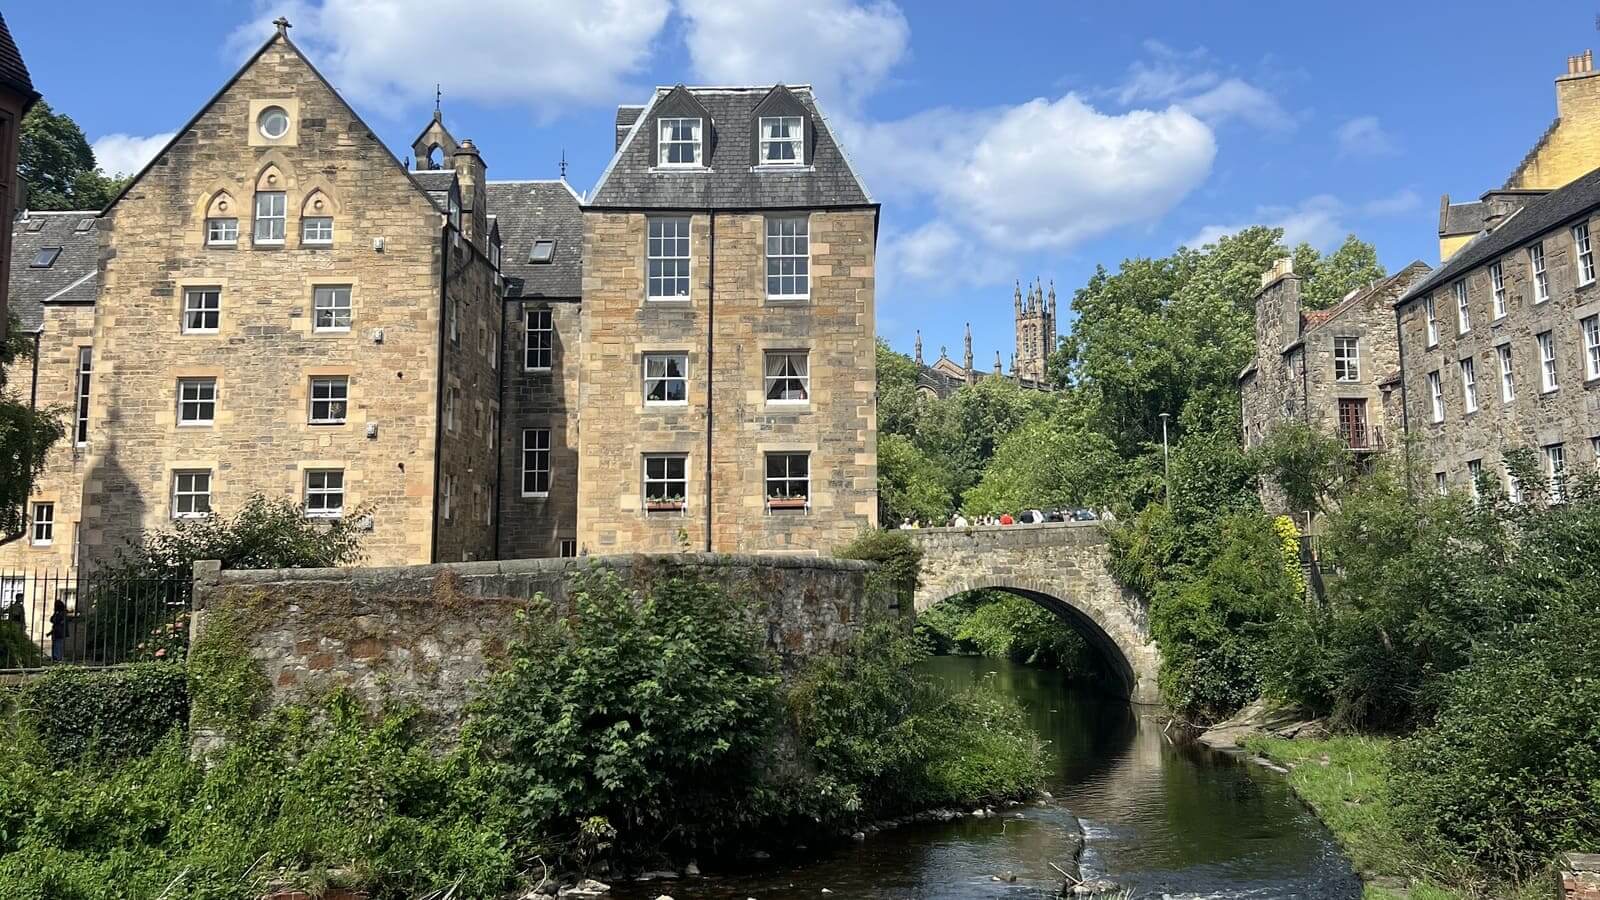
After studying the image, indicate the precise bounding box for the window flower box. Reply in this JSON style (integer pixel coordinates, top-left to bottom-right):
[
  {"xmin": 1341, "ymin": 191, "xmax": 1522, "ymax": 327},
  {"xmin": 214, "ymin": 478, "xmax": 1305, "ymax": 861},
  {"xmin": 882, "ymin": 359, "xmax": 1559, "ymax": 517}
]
[
  {"xmin": 645, "ymin": 499, "xmax": 685, "ymax": 513},
  {"xmin": 767, "ymin": 496, "xmax": 808, "ymax": 511}
]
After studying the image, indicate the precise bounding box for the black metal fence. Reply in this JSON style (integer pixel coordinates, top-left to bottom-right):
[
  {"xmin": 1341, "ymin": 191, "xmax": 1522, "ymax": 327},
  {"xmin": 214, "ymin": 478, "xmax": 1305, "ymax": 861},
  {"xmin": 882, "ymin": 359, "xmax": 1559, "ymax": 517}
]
[{"xmin": 0, "ymin": 568, "xmax": 193, "ymax": 670}]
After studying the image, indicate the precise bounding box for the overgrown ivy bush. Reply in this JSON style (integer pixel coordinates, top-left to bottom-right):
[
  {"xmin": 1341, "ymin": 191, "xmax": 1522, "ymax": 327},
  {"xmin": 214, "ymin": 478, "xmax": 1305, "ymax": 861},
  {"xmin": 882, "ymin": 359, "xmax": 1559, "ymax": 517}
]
[
  {"xmin": 788, "ymin": 622, "xmax": 1045, "ymax": 816},
  {"xmin": 463, "ymin": 569, "xmax": 783, "ymax": 862},
  {"xmin": 835, "ymin": 529, "xmax": 922, "ymax": 610},
  {"xmin": 13, "ymin": 662, "xmax": 188, "ymax": 764}
]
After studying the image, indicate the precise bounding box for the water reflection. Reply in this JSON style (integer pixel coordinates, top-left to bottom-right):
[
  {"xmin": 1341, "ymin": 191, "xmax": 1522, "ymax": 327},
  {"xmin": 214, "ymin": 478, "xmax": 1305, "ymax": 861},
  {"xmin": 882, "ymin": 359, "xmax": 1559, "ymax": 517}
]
[{"xmin": 613, "ymin": 657, "xmax": 1360, "ymax": 899}]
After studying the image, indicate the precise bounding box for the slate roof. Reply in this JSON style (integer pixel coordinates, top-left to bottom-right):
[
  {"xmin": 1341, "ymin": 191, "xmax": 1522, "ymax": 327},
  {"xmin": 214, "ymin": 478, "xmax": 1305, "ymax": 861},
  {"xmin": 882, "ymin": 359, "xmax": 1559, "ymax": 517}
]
[
  {"xmin": 9, "ymin": 211, "xmax": 101, "ymax": 331},
  {"xmin": 484, "ymin": 180, "xmax": 583, "ymax": 299},
  {"xmin": 915, "ymin": 363, "xmax": 1049, "ymax": 399},
  {"xmin": 590, "ymin": 85, "xmax": 874, "ymax": 209},
  {"xmin": 1400, "ymin": 164, "xmax": 1600, "ymax": 307},
  {"xmin": 0, "ymin": 13, "xmax": 37, "ymax": 103},
  {"xmin": 409, "ymin": 169, "xmax": 457, "ymax": 208},
  {"xmin": 1439, "ymin": 200, "xmax": 1486, "ymax": 236},
  {"xmin": 1303, "ymin": 260, "xmax": 1432, "ymax": 331}
]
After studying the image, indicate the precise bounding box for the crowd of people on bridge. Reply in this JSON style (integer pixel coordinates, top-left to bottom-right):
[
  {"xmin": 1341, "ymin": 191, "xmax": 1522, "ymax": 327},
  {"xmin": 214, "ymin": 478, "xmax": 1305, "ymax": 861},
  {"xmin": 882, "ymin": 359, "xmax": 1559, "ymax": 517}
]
[{"xmin": 896, "ymin": 507, "xmax": 1113, "ymax": 530}]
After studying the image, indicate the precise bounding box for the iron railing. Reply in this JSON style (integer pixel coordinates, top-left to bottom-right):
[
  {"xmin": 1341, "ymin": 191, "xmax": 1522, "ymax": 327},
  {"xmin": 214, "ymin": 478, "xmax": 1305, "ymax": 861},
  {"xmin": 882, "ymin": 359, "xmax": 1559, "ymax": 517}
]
[{"xmin": 0, "ymin": 568, "xmax": 192, "ymax": 669}]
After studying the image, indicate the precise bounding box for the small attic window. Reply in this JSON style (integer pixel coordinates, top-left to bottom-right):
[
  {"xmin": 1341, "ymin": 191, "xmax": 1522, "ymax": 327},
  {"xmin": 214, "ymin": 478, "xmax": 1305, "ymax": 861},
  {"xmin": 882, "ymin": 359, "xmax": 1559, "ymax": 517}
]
[
  {"xmin": 759, "ymin": 116, "xmax": 803, "ymax": 164},
  {"xmin": 74, "ymin": 217, "xmax": 95, "ymax": 233},
  {"xmin": 658, "ymin": 117, "xmax": 702, "ymax": 167},
  {"xmin": 530, "ymin": 240, "xmax": 556, "ymax": 264},
  {"xmin": 31, "ymin": 248, "xmax": 62, "ymax": 268}
]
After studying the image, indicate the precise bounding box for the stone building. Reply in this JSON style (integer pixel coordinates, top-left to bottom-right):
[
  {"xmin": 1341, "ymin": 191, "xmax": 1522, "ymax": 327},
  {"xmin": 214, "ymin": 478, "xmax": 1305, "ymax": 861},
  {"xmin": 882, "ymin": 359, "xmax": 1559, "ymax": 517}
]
[
  {"xmin": 0, "ymin": 25, "xmax": 879, "ymax": 575},
  {"xmin": 1438, "ymin": 50, "xmax": 1600, "ymax": 261},
  {"xmin": 1397, "ymin": 164, "xmax": 1600, "ymax": 500},
  {"xmin": 1240, "ymin": 257, "xmax": 1431, "ymax": 461},
  {"xmin": 911, "ymin": 279, "xmax": 1055, "ymax": 400},
  {"xmin": 579, "ymin": 84, "xmax": 879, "ymax": 554},
  {"xmin": 0, "ymin": 11, "xmax": 36, "ymax": 342}
]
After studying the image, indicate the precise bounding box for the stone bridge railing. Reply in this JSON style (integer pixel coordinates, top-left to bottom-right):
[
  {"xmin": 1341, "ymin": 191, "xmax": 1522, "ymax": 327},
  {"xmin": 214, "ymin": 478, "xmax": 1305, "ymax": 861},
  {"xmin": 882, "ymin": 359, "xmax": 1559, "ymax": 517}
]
[{"xmin": 904, "ymin": 522, "xmax": 1161, "ymax": 705}]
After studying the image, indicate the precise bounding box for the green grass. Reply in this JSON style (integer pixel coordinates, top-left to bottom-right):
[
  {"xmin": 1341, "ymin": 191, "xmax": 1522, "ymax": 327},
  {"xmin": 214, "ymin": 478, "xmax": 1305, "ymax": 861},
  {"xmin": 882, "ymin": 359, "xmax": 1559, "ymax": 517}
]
[{"xmin": 1244, "ymin": 736, "xmax": 1544, "ymax": 900}]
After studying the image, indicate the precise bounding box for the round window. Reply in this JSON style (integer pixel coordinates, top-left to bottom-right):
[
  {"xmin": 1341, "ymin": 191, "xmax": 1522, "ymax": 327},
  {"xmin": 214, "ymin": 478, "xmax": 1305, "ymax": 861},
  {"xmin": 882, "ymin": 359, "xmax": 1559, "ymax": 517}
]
[{"xmin": 257, "ymin": 106, "xmax": 290, "ymax": 139}]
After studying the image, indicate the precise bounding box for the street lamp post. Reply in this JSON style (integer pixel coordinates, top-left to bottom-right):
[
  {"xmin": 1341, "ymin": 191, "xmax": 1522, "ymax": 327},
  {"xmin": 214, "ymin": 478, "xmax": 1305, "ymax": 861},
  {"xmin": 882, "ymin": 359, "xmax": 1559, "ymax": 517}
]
[{"xmin": 1159, "ymin": 412, "xmax": 1171, "ymax": 501}]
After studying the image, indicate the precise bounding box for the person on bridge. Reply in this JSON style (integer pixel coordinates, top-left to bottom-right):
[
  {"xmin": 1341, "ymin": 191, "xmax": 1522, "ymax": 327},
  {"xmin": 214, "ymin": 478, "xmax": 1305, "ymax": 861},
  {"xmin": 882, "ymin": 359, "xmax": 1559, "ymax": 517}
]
[
  {"xmin": 951, "ymin": 512, "xmax": 968, "ymax": 527},
  {"xmin": 999, "ymin": 512, "xmax": 1014, "ymax": 525}
]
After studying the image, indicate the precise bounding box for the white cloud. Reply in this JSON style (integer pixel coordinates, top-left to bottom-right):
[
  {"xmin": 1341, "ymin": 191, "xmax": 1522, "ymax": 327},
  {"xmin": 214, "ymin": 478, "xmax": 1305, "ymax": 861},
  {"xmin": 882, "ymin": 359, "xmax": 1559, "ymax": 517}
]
[
  {"xmin": 227, "ymin": 0, "xmax": 672, "ymax": 117},
  {"xmin": 1335, "ymin": 115, "xmax": 1398, "ymax": 158},
  {"xmin": 878, "ymin": 220, "xmax": 1013, "ymax": 293},
  {"xmin": 91, "ymin": 132, "xmax": 177, "ymax": 177},
  {"xmin": 1111, "ymin": 43, "xmax": 1291, "ymax": 131},
  {"xmin": 1180, "ymin": 79, "xmax": 1291, "ymax": 131},
  {"xmin": 1186, "ymin": 194, "xmax": 1347, "ymax": 250},
  {"xmin": 678, "ymin": 0, "xmax": 909, "ymax": 107}
]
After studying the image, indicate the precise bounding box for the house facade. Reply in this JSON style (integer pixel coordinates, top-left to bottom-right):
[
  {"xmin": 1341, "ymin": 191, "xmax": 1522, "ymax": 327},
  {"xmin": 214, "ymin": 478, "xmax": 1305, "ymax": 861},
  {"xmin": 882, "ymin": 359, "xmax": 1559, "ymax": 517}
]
[
  {"xmin": 0, "ymin": 23, "xmax": 879, "ymax": 578},
  {"xmin": 0, "ymin": 12, "xmax": 37, "ymax": 342}
]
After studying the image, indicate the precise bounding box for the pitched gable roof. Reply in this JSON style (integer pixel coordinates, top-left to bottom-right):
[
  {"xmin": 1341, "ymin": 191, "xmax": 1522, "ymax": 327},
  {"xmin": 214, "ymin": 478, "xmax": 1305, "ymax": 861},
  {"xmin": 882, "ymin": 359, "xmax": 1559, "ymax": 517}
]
[
  {"xmin": 0, "ymin": 13, "xmax": 38, "ymax": 108},
  {"xmin": 9, "ymin": 211, "xmax": 101, "ymax": 331},
  {"xmin": 590, "ymin": 84, "xmax": 874, "ymax": 209},
  {"xmin": 484, "ymin": 180, "xmax": 583, "ymax": 299},
  {"xmin": 100, "ymin": 28, "xmax": 443, "ymax": 216},
  {"xmin": 1302, "ymin": 260, "xmax": 1431, "ymax": 331}
]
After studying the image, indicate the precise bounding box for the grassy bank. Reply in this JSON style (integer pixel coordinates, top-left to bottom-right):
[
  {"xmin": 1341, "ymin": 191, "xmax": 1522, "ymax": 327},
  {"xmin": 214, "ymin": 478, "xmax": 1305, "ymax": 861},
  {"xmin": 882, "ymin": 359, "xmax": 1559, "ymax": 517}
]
[{"xmin": 1244, "ymin": 737, "xmax": 1542, "ymax": 900}]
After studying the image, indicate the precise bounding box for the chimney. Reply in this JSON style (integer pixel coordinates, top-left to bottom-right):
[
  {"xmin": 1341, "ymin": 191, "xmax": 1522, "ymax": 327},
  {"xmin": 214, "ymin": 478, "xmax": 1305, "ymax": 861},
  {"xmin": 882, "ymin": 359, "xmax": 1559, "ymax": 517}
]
[
  {"xmin": 1256, "ymin": 257, "xmax": 1303, "ymax": 349},
  {"xmin": 452, "ymin": 139, "xmax": 487, "ymax": 245},
  {"xmin": 1556, "ymin": 48, "xmax": 1600, "ymax": 120}
]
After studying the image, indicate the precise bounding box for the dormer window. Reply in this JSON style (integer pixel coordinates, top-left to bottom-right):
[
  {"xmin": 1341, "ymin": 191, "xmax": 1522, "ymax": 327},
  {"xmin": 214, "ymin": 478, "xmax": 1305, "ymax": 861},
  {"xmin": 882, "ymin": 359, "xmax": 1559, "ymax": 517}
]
[
  {"xmin": 530, "ymin": 239, "xmax": 556, "ymax": 264},
  {"xmin": 658, "ymin": 117, "xmax": 702, "ymax": 167},
  {"xmin": 759, "ymin": 116, "xmax": 803, "ymax": 164},
  {"xmin": 490, "ymin": 239, "xmax": 503, "ymax": 270},
  {"xmin": 30, "ymin": 247, "xmax": 61, "ymax": 268}
]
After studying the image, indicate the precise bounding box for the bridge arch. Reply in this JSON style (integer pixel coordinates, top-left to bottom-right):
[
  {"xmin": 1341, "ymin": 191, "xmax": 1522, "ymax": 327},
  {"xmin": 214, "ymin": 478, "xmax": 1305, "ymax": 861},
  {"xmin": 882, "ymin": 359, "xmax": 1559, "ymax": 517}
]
[{"xmin": 906, "ymin": 523, "xmax": 1162, "ymax": 706}]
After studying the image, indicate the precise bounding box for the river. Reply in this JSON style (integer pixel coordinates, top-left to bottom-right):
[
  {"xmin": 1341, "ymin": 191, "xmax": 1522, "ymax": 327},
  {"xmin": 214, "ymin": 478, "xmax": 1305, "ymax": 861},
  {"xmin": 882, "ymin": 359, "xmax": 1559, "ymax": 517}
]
[{"xmin": 615, "ymin": 656, "xmax": 1360, "ymax": 899}]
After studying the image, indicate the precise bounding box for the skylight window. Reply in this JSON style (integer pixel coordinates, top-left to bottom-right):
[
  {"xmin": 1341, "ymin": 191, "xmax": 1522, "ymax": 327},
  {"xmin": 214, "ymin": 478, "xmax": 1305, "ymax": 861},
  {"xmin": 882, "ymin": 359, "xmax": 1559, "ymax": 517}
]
[
  {"xmin": 530, "ymin": 240, "xmax": 556, "ymax": 264},
  {"xmin": 30, "ymin": 248, "xmax": 61, "ymax": 268},
  {"xmin": 74, "ymin": 217, "xmax": 95, "ymax": 233}
]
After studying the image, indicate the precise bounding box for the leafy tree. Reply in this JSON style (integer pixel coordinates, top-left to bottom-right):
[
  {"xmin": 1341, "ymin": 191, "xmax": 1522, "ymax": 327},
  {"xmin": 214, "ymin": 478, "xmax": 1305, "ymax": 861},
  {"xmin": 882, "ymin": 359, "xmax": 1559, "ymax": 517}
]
[
  {"xmin": 0, "ymin": 315, "xmax": 67, "ymax": 539},
  {"xmin": 1252, "ymin": 421, "xmax": 1364, "ymax": 516},
  {"xmin": 878, "ymin": 432, "xmax": 951, "ymax": 526},
  {"xmin": 875, "ymin": 338, "xmax": 922, "ymax": 438},
  {"xmin": 961, "ymin": 410, "xmax": 1119, "ymax": 515},
  {"xmin": 1294, "ymin": 234, "xmax": 1387, "ymax": 310},
  {"xmin": 18, "ymin": 101, "xmax": 128, "ymax": 211}
]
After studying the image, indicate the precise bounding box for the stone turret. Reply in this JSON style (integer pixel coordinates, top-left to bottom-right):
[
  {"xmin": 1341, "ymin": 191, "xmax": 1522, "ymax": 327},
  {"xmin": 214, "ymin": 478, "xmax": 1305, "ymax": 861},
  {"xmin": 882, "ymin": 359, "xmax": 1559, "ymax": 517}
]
[
  {"xmin": 914, "ymin": 329, "xmax": 923, "ymax": 365},
  {"xmin": 963, "ymin": 322, "xmax": 974, "ymax": 382},
  {"xmin": 452, "ymin": 138, "xmax": 488, "ymax": 245}
]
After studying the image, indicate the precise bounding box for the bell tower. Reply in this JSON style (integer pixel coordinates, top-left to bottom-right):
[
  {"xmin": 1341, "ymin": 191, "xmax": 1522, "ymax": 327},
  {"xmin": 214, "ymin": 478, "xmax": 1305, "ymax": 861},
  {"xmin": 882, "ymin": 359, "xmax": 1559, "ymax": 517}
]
[{"xmin": 1013, "ymin": 277, "xmax": 1055, "ymax": 383}]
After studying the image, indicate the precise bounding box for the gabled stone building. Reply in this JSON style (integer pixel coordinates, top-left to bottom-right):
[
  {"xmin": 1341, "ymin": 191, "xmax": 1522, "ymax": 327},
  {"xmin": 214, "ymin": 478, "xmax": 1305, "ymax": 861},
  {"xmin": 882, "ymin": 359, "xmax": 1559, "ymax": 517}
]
[{"xmin": 0, "ymin": 22, "xmax": 879, "ymax": 577}]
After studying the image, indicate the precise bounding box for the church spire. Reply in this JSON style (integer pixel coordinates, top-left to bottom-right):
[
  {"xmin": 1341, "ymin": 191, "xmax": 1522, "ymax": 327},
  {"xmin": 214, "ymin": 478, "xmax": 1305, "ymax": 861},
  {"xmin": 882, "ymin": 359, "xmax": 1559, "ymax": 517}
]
[
  {"xmin": 1013, "ymin": 279, "xmax": 1022, "ymax": 316},
  {"xmin": 994, "ymin": 350, "xmax": 1003, "ymax": 375},
  {"xmin": 914, "ymin": 330, "xmax": 923, "ymax": 365},
  {"xmin": 962, "ymin": 322, "xmax": 974, "ymax": 376}
]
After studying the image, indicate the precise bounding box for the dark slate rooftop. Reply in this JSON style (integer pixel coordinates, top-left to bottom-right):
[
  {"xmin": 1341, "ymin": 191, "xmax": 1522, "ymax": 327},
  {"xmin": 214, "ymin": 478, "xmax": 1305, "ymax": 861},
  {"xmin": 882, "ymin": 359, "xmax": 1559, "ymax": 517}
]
[
  {"xmin": 1439, "ymin": 200, "xmax": 1486, "ymax": 236},
  {"xmin": 9, "ymin": 211, "xmax": 101, "ymax": 331},
  {"xmin": 1401, "ymin": 164, "xmax": 1600, "ymax": 307},
  {"xmin": 590, "ymin": 85, "xmax": 873, "ymax": 209},
  {"xmin": 0, "ymin": 13, "xmax": 36, "ymax": 101},
  {"xmin": 409, "ymin": 169, "xmax": 457, "ymax": 209},
  {"xmin": 485, "ymin": 180, "xmax": 583, "ymax": 299}
]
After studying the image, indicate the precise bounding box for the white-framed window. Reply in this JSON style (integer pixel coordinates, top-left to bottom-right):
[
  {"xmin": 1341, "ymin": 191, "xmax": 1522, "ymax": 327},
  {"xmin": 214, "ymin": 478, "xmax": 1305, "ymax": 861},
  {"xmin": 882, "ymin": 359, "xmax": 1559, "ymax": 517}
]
[
  {"xmin": 31, "ymin": 502, "xmax": 54, "ymax": 546},
  {"xmin": 1538, "ymin": 331, "xmax": 1558, "ymax": 392},
  {"xmin": 764, "ymin": 350, "xmax": 810, "ymax": 404},
  {"xmin": 1498, "ymin": 344, "xmax": 1515, "ymax": 402},
  {"xmin": 172, "ymin": 470, "xmax": 212, "ymax": 519},
  {"xmin": 1427, "ymin": 370, "xmax": 1443, "ymax": 423},
  {"xmin": 643, "ymin": 453, "xmax": 688, "ymax": 511},
  {"xmin": 525, "ymin": 307, "xmax": 552, "ymax": 370},
  {"xmin": 441, "ymin": 473, "xmax": 453, "ymax": 520},
  {"xmin": 302, "ymin": 216, "xmax": 333, "ymax": 245},
  {"xmin": 558, "ymin": 538, "xmax": 577, "ymax": 558},
  {"xmin": 647, "ymin": 217, "xmax": 691, "ymax": 300},
  {"xmin": 313, "ymin": 286, "xmax": 352, "ymax": 331},
  {"xmin": 305, "ymin": 469, "xmax": 345, "ymax": 518},
  {"xmin": 1454, "ymin": 279, "xmax": 1470, "ymax": 334},
  {"xmin": 182, "ymin": 288, "xmax": 221, "ymax": 333},
  {"xmin": 530, "ymin": 240, "xmax": 556, "ymax": 264},
  {"xmin": 1333, "ymin": 336, "xmax": 1359, "ymax": 382},
  {"xmin": 488, "ymin": 408, "xmax": 498, "ymax": 451},
  {"xmin": 643, "ymin": 353, "xmax": 688, "ymax": 405},
  {"xmin": 253, "ymin": 191, "xmax": 286, "ymax": 244},
  {"xmin": 521, "ymin": 428, "xmax": 550, "ymax": 497},
  {"xmin": 1593, "ymin": 435, "xmax": 1600, "ymax": 471},
  {"xmin": 449, "ymin": 297, "xmax": 459, "ymax": 345},
  {"xmin": 1507, "ymin": 470, "xmax": 1523, "ymax": 504},
  {"xmin": 206, "ymin": 218, "xmax": 238, "ymax": 247},
  {"xmin": 759, "ymin": 116, "xmax": 803, "ymax": 164},
  {"xmin": 658, "ymin": 117, "xmax": 702, "ymax": 167},
  {"xmin": 1576, "ymin": 222, "xmax": 1596, "ymax": 286},
  {"xmin": 446, "ymin": 387, "xmax": 459, "ymax": 432},
  {"xmin": 1467, "ymin": 459, "xmax": 1483, "ymax": 501},
  {"xmin": 1583, "ymin": 314, "xmax": 1600, "ymax": 380},
  {"xmin": 1544, "ymin": 443, "xmax": 1567, "ymax": 503},
  {"xmin": 488, "ymin": 327, "xmax": 499, "ymax": 371},
  {"xmin": 766, "ymin": 216, "xmax": 810, "ymax": 300},
  {"xmin": 1423, "ymin": 294, "xmax": 1438, "ymax": 347},
  {"xmin": 309, "ymin": 376, "xmax": 349, "ymax": 424},
  {"xmin": 1530, "ymin": 242, "xmax": 1549, "ymax": 303},
  {"xmin": 257, "ymin": 106, "xmax": 290, "ymax": 140},
  {"xmin": 1490, "ymin": 261, "xmax": 1506, "ymax": 319},
  {"xmin": 1460, "ymin": 357, "xmax": 1478, "ymax": 413},
  {"xmin": 765, "ymin": 452, "xmax": 810, "ymax": 511},
  {"xmin": 448, "ymin": 191, "xmax": 462, "ymax": 246},
  {"xmin": 1435, "ymin": 472, "xmax": 1447, "ymax": 496},
  {"xmin": 74, "ymin": 348, "xmax": 91, "ymax": 446},
  {"xmin": 177, "ymin": 378, "xmax": 216, "ymax": 426}
]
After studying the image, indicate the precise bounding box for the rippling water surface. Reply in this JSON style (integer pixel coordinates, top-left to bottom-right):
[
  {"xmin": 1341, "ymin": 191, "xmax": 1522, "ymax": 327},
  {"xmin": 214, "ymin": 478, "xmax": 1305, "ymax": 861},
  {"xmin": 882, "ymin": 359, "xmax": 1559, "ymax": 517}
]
[{"xmin": 613, "ymin": 656, "xmax": 1360, "ymax": 899}]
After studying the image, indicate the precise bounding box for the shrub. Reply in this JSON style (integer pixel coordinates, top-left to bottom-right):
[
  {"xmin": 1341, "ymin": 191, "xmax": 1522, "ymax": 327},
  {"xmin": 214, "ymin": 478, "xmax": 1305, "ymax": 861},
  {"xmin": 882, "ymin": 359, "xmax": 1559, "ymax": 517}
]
[
  {"xmin": 836, "ymin": 528, "xmax": 922, "ymax": 609},
  {"xmin": 788, "ymin": 622, "xmax": 1044, "ymax": 816},
  {"xmin": 1390, "ymin": 587, "xmax": 1600, "ymax": 880},
  {"xmin": 13, "ymin": 662, "xmax": 188, "ymax": 764},
  {"xmin": 463, "ymin": 569, "xmax": 782, "ymax": 863},
  {"xmin": 0, "ymin": 620, "xmax": 44, "ymax": 669}
]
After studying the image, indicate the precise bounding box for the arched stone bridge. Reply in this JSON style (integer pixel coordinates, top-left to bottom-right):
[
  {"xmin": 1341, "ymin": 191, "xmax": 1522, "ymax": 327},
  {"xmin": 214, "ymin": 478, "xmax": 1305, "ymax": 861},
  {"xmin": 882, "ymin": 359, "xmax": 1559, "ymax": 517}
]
[{"xmin": 904, "ymin": 522, "xmax": 1161, "ymax": 705}]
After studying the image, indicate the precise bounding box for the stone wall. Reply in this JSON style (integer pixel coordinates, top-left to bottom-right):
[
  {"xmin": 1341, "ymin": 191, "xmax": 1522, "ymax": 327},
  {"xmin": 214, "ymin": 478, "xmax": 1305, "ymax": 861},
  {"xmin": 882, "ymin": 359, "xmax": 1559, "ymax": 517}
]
[
  {"xmin": 905, "ymin": 523, "xmax": 1160, "ymax": 705},
  {"xmin": 434, "ymin": 235, "xmax": 500, "ymax": 563},
  {"xmin": 497, "ymin": 298, "xmax": 581, "ymax": 559},
  {"xmin": 1399, "ymin": 210, "xmax": 1600, "ymax": 496},
  {"xmin": 190, "ymin": 552, "xmax": 895, "ymax": 733},
  {"xmin": 576, "ymin": 209, "xmax": 877, "ymax": 557}
]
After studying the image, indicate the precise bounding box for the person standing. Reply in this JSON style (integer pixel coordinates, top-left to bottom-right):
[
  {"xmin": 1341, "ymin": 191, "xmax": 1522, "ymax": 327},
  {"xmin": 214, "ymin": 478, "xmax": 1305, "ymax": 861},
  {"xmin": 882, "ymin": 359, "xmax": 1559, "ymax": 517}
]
[{"xmin": 47, "ymin": 600, "xmax": 67, "ymax": 663}]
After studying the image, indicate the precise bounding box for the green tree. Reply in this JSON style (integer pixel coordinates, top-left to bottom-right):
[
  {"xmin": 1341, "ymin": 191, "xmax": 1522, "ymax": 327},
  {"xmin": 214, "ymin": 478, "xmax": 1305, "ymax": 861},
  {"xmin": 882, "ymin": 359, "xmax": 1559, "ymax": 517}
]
[
  {"xmin": 1294, "ymin": 234, "xmax": 1387, "ymax": 310},
  {"xmin": 0, "ymin": 315, "xmax": 67, "ymax": 539},
  {"xmin": 961, "ymin": 409, "xmax": 1119, "ymax": 515},
  {"xmin": 19, "ymin": 101, "xmax": 129, "ymax": 211},
  {"xmin": 878, "ymin": 432, "xmax": 952, "ymax": 526},
  {"xmin": 875, "ymin": 338, "xmax": 922, "ymax": 438}
]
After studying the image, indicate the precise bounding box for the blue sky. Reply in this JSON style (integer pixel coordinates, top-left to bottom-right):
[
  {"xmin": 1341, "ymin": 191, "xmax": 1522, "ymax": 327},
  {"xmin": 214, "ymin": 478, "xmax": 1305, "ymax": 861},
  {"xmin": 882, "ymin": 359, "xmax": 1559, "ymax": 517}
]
[{"xmin": 8, "ymin": 1, "xmax": 1598, "ymax": 364}]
